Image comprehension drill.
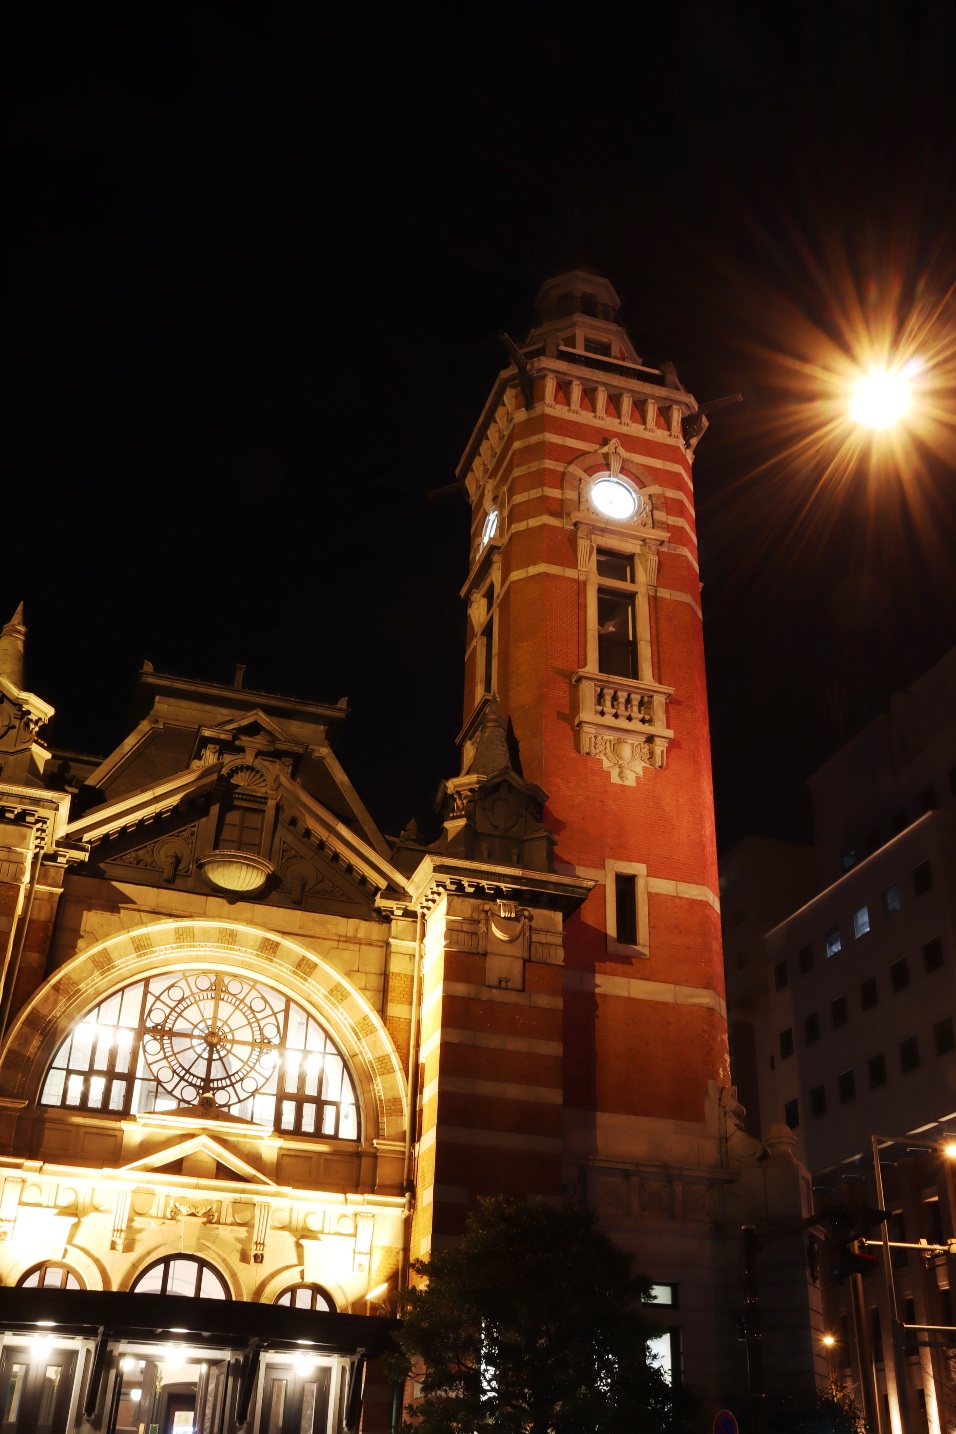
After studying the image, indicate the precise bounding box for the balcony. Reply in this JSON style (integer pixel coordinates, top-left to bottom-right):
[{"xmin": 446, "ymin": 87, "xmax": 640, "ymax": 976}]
[{"xmin": 572, "ymin": 670, "xmax": 674, "ymax": 784}]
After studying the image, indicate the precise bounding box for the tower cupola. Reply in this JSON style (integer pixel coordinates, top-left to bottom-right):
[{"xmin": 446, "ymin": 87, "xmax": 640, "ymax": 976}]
[{"xmin": 527, "ymin": 268, "xmax": 643, "ymax": 366}]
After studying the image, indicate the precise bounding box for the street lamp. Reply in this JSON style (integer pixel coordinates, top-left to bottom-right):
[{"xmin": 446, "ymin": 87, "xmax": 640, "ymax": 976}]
[{"xmin": 849, "ymin": 365, "xmax": 915, "ymax": 429}]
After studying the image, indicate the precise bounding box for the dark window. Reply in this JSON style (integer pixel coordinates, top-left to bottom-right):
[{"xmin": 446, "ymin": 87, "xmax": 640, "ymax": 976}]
[
  {"xmin": 784, "ymin": 1097, "xmax": 799, "ymax": 1128},
  {"xmin": 882, "ymin": 883, "xmax": 901, "ymax": 915},
  {"xmin": 615, "ymin": 872, "xmax": 637, "ymax": 946},
  {"xmin": 919, "ymin": 785, "xmax": 937, "ymax": 813},
  {"xmin": 949, "ymin": 765, "xmax": 956, "ymax": 796},
  {"xmin": 904, "ymin": 1299, "xmax": 917, "ymax": 1355},
  {"xmin": 774, "ymin": 960, "xmax": 788, "ymax": 991},
  {"xmin": 831, "ymin": 995, "xmax": 848, "ymax": 1028},
  {"xmin": 769, "ymin": 1054, "xmax": 775, "ymax": 1071},
  {"xmin": 596, "ymin": 549, "xmax": 633, "ymax": 582},
  {"xmin": 481, "ymin": 586, "xmax": 496, "ymax": 693},
  {"xmin": 779, "ymin": 1028, "xmax": 794, "ymax": 1059},
  {"xmin": 218, "ymin": 804, "xmax": 264, "ymax": 854},
  {"xmin": 825, "ymin": 926, "xmax": 842, "ymax": 957},
  {"xmin": 891, "ymin": 807, "xmax": 908, "ymax": 834},
  {"xmin": 597, "ymin": 589, "xmax": 636, "ymax": 678},
  {"xmin": 890, "ymin": 957, "xmax": 910, "ymax": 993},
  {"xmin": 869, "ymin": 1053, "xmax": 887, "ymax": 1088},
  {"xmin": 798, "ymin": 943, "xmax": 814, "ymax": 974},
  {"xmin": 804, "ymin": 1012, "xmax": 820, "ymax": 1045},
  {"xmin": 584, "ymin": 337, "xmax": 612, "ymax": 356},
  {"xmin": 810, "ymin": 1085, "xmax": 827, "ymax": 1118},
  {"xmin": 924, "ymin": 937, "xmax": 944, "ymax": 973},
  {"xmin": 913, "ymin": 860, "xmax": 933, "ymax": 896},
  {"xmin": 843, "ymin": 848, "xmax": 857, "ymax": 871},
  {"xmin": 934, "ymin": 1018, "xmax": 956, "ymax": 1057},
  {"xmin": 924, "ymin": 1197, "xmax": 944, "ymax": 1243},
  {"xmin": 900, "ymin": 1036, "xmax": 920, "ymax": 1073},
  {"xmin": 860, "ymin": 977, "xmax": 878, "ymax": 1011},
  {"xmin": 838, "ymin": 1069, "xmax": 856, "ymax": 1103}
]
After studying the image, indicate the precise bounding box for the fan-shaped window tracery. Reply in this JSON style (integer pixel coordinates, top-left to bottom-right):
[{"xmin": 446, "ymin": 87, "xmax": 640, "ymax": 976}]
[
  {"xmin": 39, "ymin": 971, "xmax": 359, "ymax": 1137},
  {"xmin": 18, "ymin": 1263, "xmax": 83, "ymax": 1290},
  {"xmin": 274, "ymin": 1283, "xmax": 334, "ymax": 1311},
  {"xmin": 131, "ymin": 1256, "xmax": 228, "ymax": 1299}
]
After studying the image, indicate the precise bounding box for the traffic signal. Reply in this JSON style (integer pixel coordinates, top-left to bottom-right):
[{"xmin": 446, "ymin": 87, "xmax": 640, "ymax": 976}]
[{"xmin": 825, "ymin": 1203, "xmax": 888, "ymax": 1281}]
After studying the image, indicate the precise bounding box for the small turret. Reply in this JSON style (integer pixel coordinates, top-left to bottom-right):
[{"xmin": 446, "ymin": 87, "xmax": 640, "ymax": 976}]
[
  {"xmin": 0, "ymin": 603, "xmax": 26, "ymax": 690},
  {"xmin": 0, "ymin": 602, "xmax": 55, "ymax": 787}
]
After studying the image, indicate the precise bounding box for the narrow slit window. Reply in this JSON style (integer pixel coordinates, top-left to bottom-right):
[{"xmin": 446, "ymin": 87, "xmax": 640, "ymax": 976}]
[{"xmin": 615, "ymin": 873, "xmax": 638, "ymax": 946}]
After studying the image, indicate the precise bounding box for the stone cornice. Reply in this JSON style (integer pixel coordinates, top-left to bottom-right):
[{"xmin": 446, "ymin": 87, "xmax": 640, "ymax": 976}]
[{"xmin": 405, "ymin": 853, "xmax": 593, "ymax": 915}]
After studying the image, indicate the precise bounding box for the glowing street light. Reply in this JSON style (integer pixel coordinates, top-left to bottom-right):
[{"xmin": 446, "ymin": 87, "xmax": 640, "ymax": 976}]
[{"xmin": 849, "ymin": 363, "xmax": 917, "ymax": 429}]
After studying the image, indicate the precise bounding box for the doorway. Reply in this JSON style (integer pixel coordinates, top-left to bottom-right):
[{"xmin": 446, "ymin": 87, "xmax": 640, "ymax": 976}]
[
  {"xmin": 0, "ymin": 1346, "xmax": 77, "ymax": 1434},
  {"xmin": 258, "ymin": 1360, "xmax": 331, "ymax": 1434}
]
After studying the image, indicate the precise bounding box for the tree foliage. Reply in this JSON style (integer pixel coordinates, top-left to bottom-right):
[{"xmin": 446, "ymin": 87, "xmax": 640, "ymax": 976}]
[
  {"xmin": 390, "ymin": 1195, "xmax": 698, "ymax": 1433},
  {"xmin": 766, "ymin": 1384, "xmax": 866, "ymax": 1434}
]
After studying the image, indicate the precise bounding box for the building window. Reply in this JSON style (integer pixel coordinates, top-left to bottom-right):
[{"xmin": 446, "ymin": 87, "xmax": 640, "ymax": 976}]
[
  {"xmin": 18, "ymin": 1263, "xmax": 83, "ymax": 1290},
  {"xmin": 779, "ymin": 1028, "xmax": 794, "ymax": 1060},
  {"xmin": 784, "ymin": 1098, "xmax": 799, "ymax": 1128},
  {"xmin": 871, "ymin": 1307, "xmax": 883, "ymax": 1364},
  {"xmin": 217, "ymin": 803, "xmax": 265, "ymax": 854},
  {"xmin": 860, "ymin": 977, "xmax": 878, "ymax": 1011},
  {"xmin": 838, "ymin": 1069, "xmax": 857, "ymax": 1103},
  {"xmin": 831, "ymin": 995, "xmax": 848, "ymax": 1029},
  {"xmin": 804, "ymin": 1012, "xmax": 820, "ymax": 1045},
  {"xmin": 934, "ymin": 1018, "xmax": 956, "ymax": 1057},
  {"xmin": 825, "ymin": 927, "xmax": 842, "ymax": 957},
  {"xmin": 853, "ymin": 905, "xmax": 870, "ymax": 938},
  {"xmin": 882, "ymin": 883, "xmax": 901, "ymax": 915},
  {"xmin": 900, "ymin": 1036, "xmax": 921, "ymax": 1074},
  {"xmin": 798, "ymin": 943, "xmax": 814, "ymax": 974},
  {"xmin": 646, "ymin": 1329, "xmax": 681, "ymax": 1385},
  {"xmin": 843, "ymin": 848, "xmax": 857, "ymax": 871},
  {"xmin": 924, "ymin": 937, "xmax": 945, "ymax": 973},
  {"xmin": 810, "ymin": 1085, "xmax": 827, "ymax": 1118},
  {"xmin": 890, "ymin": 957, "xmax": 910, "ymax": 993},
  {"xmin": 643, "ymin": 1283, "xmax": 679, "ymax": 1308},
  {"xmin": 40, "ymin": 971, "xmax": 360, "ymax": 1138},
  {"xmin": 605, "ymin": 860, "xmax": 648, "ymax": 954},
  {"xmin": 868, "ymin": 1053, "xmax": 887, "ymax": 1088},
  {"xmin": 131, "ymin": 1256, "xmax": 228, "ymax": 1299},
  {"xmin": 596, "ymin": 549, "xmax": 637, "ymax": 679},
  {"xmin": 913, "ymin": 860, "xmax": 933, "ymax": 896},
  {"xmin": 774, "ymin": 960, "xmax": 788, "ymax": 991},
  {"xmin": 480, "ymin": 583, "xmax": 496, "ymax": 695},
  {"xmin": 615, "ymin": 873, "xmax": 638, "ymax": 946},
  {"xmin": 274, "ymin": 1284, "xmax": 334, "ymax": 1311}
]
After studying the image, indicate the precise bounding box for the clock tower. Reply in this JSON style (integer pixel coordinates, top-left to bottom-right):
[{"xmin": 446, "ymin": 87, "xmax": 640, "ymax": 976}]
[{"xmin": 409, "ymin": 270, "xmax": 740, "ymax": 1400}]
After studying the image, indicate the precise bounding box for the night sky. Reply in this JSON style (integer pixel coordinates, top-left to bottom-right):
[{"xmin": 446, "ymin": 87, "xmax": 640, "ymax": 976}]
[{"xmin": 7, "ymin": 3, "xmax": 956, "ymax": 851}]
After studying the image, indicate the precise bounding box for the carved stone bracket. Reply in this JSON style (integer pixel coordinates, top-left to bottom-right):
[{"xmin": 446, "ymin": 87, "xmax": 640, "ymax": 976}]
[{"xmin": 572, "ymin": 671, "xmax": 673, "ymax": 785}]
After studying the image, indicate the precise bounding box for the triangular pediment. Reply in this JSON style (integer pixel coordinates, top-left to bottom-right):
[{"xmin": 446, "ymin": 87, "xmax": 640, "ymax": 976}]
[
  {"xmin": 120, "ymin": 1132, "xmax": 276, "ymax": 1185},
  {"xmin": 203, "ymin": 708, "xmax": 300, "ymax": 746}
]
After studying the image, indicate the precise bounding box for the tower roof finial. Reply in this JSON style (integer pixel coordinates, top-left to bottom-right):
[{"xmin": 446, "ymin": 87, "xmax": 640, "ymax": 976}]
[{"xmin": 0, "ymin": 602, "xmax": 27, "ymax": 690}]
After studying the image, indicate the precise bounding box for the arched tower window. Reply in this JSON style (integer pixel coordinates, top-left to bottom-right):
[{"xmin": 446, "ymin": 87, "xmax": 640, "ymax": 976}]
[
  {"xmin": 17, "ymin": 1263, "xmax": 83, "ymax": 1290},
  {"xmin": 274, "ymin": 1284, "xmax": 334, "ymax": 1311},
  {"xmin": 39, "ymin": 971, "xmax": 359, "ymax": 1137},
  {"xmin": 131, "ymin": 1257, "xmax": 228, "ymax": 1299}
]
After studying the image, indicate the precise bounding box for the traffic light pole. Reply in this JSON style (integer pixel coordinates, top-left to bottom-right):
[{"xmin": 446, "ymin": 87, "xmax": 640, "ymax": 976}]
[
  {"xmin": 872, "ymin": 1134, "xmax": 915, "ymax": 1434},
  {"xmin": 741, "ymin": 1224, "xmax": 768, "ymax": 1434}
]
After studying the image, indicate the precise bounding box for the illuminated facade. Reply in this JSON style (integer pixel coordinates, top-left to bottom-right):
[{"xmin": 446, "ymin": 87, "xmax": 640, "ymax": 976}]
[{"xmin": 0, "ymin": 273, "xmax": 825, "ymax": 1434}]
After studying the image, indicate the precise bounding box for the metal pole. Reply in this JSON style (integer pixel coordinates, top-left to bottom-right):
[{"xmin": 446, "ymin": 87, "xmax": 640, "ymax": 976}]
[
  {"xmin": 849, "ymin": 1270, "xmax": 883, "ymax": 1434},
  {"xmin": 872, "ymin": 1134, "xmax": 914, "ymax": 1434},
  {"xmin": 742, "ymin": 1224, "xmax": 768, "ymax": 1434}
]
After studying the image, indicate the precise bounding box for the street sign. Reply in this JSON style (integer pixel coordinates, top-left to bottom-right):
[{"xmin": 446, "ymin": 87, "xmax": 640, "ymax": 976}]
[{"xmin": 714, "ymin": 1413, "xmax": 738, "ymax": 1434}]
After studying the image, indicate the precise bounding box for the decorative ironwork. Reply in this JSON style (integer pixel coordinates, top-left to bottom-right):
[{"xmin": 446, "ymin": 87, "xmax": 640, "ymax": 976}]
[{"xmin": 40, "ymin": 971, "xmax": 359, "ymax": 1138}]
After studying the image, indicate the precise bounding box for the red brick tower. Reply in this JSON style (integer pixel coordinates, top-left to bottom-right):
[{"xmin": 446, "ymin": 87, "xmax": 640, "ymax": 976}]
[{"xmin": 414, "ymin": 270, "xmax": 734, "ymax": 1393}]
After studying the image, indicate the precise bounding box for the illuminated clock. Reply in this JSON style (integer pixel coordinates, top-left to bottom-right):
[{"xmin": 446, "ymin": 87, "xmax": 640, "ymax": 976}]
[{"xmin": 590, "ymin": 474, "xmax": 640, "ymax": 521}]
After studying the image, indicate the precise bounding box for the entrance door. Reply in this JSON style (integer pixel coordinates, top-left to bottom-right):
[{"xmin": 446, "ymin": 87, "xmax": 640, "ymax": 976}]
[
  {"xmin": 258, "ymin": 1363, "xmax": 330, "ymax": 1434},
  {"xmin": 0, "ymin": 1348, "xmax": 77, "ymax": 1434}
]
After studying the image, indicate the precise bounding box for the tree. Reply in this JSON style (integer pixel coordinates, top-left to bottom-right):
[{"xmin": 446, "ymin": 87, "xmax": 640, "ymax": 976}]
[
  {"xmin": 390, "ymin": 1195, "xmax": 698, "ymax": 1433},
  {"xmin": 766, "ymin": 1385, "xmax": 866, "ymax": 1434}
]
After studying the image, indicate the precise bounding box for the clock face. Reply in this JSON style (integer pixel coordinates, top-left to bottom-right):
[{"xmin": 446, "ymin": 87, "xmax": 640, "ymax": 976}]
[
  {"xmin": 481, "ymin": 508, "xmax": 499, "ymax": 547},
  {"xmin": 591, "ymin": 475, "xmax": 640, "ymax": 521}
]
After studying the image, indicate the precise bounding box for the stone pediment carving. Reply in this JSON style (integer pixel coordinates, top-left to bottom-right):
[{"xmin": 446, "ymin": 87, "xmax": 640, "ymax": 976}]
[
  {"xmin": 275, "ymin": 823, "xmax": 372, "ymax": 912},
  {"xmin": 108, "ymin": 821, "xmax": 199, "ymax": 880},
  {"xmin": 120, "ymin": 1132, "xmax": 277, "ymax": 1185}
]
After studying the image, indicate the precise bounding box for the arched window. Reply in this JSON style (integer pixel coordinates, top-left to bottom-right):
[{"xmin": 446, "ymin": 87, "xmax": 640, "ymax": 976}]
[
  {"xmin": 274, "ymin": 1283, "xmax": 334, "ymax": 1311},
  {"xmin": 18, "ymin": 1262, "xmax": 83, "ymax": 1290},
  {"xmin": 39, "ymin": 971, "xmax": 359, "ymax": 1137},
  {"xmin": 131, "ymin": 1256, "xmax": 228, "ymax": 1299}
]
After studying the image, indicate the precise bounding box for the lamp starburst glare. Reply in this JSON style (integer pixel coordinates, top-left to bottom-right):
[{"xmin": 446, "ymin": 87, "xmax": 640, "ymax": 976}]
[{"xmin": 849, "ymin": 364, "xmax": 914, "ymax": 429}]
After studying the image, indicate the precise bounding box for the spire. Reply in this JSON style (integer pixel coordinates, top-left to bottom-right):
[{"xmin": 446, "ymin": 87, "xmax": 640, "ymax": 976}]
[
  {"xmin": 467, "ymin": 696, "xmax": 511, "ymax": 776},
  {"xmin": 0, "ymin": 602, "xmax": 26, "ymax": 691}
]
